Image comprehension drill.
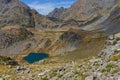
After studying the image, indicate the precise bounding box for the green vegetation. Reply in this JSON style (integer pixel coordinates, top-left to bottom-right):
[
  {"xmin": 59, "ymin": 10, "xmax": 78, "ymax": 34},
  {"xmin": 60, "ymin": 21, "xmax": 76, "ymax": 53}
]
[
  {"xmin": 73, "ymin": 71, "xmax": 86, "ymax": 80},
  {"xmin": 0, "ymin": 56, "xmax": 11, "ymax": 64},
  {"xmin": 101, "ymin": 68, "xmax": 107, "ymax": 73},
  {"xmin": 58, "ymin": 74, "xmax": 63, "ymax": 78},
  {"xmin": 78, "ymin": 72, "xmax": 86, "ymax": 80},
  {"xmin": 41, "ymin": 77, "xmax": 49, "ymax": 80},
  {"xmin": 109, "ymin": 54, "xmax": 120, "ymax": 61},
  {"xmin": 50, "ymin": 71, "xmax": 57, "ymax": 77},
  {"xmin": 113, "ymin": 69, "xmax": 120, "ymax": 73},
  {"xmin": 101, "ymin": 64, "xmax": 117, "ymax": 72},
  {"xmin": 112, "ymin": 41, "xmax": 117, "ymax": 45},
  {"xmin": 106, "ymin": 64, "xmax": 116, "ymax": 69},
  {"xmin": 114, "ymin": 49, "xmax": 120, "ymax": 54},
  {"xmin": 116, "ymin": 37, "xmax": 120, "ymax": 41}
]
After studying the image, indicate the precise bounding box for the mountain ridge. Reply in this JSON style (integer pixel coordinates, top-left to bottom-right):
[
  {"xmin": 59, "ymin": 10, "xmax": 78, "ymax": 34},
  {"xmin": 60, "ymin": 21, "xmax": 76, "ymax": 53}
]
[
  {"xmin": 48, "ymin": 0, "xmax": 116, "ymax": 21},
  {"xmin": 0, "ymin": 0, "xmax": 57, "ymax": 29},
  {"xmin": 48, "ymin": 0, "xmax": 120, "ymax": 34}
]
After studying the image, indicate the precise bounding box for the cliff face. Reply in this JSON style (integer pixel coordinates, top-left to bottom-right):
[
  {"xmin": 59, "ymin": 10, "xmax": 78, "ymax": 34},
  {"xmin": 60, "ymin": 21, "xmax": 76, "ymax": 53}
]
[
  {"xmin": 98, "ymin": 5, "xmax": 120, "ymax": 34},
  {"xmin": 0, "ymin": 0, "xmax": 57, "ymax": 29}
]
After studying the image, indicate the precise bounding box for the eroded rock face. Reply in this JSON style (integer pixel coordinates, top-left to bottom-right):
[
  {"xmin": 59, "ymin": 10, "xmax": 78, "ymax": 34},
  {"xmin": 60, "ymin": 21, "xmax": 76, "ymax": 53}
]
[
  {"xmin": 0, "ymin": 0, "xmax": 33, "ymax": 28},
  {"xmin": 0, "ymin": 0, "xmax": 57, "ymax": 29},
  {"xmin": 60, "ymin": 29, "xmax": 82, "ymax": 42},
  {"xmin": 47, "ymin": 7, "xmax": 67, "ymax": 19},
  {"xmin": 47, "ymin": 0, "xmax": 120, "ymax": 32},
  {"xmin": 54, "ymin": 0, "xmax": 116, "ymax": 21},
  {"xmin": 98, "ymin": 6, "xmax": 120, "ymax": 34},
  {"xmin": 63, "ymin": 0, "xmax": 115, "ymax": 20}
]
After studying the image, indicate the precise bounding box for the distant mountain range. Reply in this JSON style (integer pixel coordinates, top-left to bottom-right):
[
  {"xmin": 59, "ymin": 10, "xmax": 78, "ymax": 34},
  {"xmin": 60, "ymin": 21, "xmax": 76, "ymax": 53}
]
[
  {"xmin": 0, "ymin": 0, "xmax": 120, "ymax": 34},
  {"xmin": 48, "ymin": 0, "xmax": 116, "ymax": 21},
  {"xmin": 48, "ymin": 0, "xmax": 120, "ymax": 34}
]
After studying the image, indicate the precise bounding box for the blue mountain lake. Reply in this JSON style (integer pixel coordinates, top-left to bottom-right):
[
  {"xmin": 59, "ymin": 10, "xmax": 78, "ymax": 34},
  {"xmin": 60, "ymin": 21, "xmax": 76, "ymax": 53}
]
[{"xmin": 23, "ymin": 52, "xmax": 49, "ymax": 64}]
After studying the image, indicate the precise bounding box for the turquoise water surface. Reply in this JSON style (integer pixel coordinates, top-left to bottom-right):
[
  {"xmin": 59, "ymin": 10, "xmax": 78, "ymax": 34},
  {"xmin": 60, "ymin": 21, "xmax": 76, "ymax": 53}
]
[{"xmin": 23, "ymin": 52, "xmax": 49, "ymax": 64}]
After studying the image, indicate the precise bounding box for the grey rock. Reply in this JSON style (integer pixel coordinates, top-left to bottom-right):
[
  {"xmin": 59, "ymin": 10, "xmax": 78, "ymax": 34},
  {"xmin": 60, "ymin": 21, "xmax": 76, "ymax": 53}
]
[
  {"xmin": 48, "ymin": 7, "xmax": 67, "ymax": 19},
  {"xmin": 108, "ymin": 35, "xmax": 115, "ymax": 40},
  {"xmin": 85, "ymin": 76, "xmax": 95, "ymax": 80},
  {"xmin": 0, "ymin": 78, "xmax": 5, "ymax": 80}
]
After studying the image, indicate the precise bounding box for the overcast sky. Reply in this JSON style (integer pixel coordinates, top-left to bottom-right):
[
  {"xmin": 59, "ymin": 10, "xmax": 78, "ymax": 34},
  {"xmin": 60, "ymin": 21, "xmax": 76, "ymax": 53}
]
[{"xmin": 21, "ymin": 0, "xmax": 76, "ymax": 15}]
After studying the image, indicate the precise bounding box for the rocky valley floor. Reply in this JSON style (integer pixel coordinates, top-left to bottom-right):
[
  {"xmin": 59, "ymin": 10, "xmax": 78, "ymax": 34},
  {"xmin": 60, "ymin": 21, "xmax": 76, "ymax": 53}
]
[{"xmin": 0, "ymin": 32, "xmax": 119, "ymax": 80}]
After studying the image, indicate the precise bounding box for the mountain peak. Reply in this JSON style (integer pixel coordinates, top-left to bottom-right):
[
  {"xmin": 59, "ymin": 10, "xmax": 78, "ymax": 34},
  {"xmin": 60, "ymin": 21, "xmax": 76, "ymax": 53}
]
[
  {"xmin": 47, "ymin": 7, "xmax": 66, "ymax": 18},
  {"xmin": 0, "ymin": 0, "xmax": 57, "ymax": 29},
  {"xmin": 48, "ymin": 0, "xmax": 117, "ymax": 21}
]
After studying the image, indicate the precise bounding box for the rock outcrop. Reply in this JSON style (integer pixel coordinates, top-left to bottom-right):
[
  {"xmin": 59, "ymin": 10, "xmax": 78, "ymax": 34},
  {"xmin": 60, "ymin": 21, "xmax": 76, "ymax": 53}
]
[
  {"xmin": 0, "ymin": 56, "xmax": 18, "ymax": 65},
  {"xmin": 47, "ymin": 7, "xmax": 67, "ymax": 19},
  {"xmin": 47, "ymin": 29, "xmax": 105, "ymax": 54},
  {"xmin": 0, "ymin": 26, "xmax": 33, "ymax": 49}
]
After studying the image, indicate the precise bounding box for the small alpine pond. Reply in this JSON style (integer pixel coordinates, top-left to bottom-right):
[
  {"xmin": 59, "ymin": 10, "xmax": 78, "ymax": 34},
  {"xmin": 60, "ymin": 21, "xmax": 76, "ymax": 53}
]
[{"xmin": 23, "ymin": 52, "xmax": 49, "ymax": 64}]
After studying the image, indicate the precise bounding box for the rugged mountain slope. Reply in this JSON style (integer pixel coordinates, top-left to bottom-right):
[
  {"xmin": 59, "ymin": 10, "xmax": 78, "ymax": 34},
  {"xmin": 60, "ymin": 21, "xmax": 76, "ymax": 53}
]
[
  {"xmin": 48, "ymin": 0, "xmax": 120, "ymax": 32},
  {"xmin": 48, "ymin": 0, "xmax": 120, "ymax": 34},
  {"xmin": 98, "ymin": 4, "xmax": 120, "ymax": 34},
  {"xmin": 49, "ymin": 0, "xmax": 116, "ymax": 21},
  {"xmin": 0, "ymin": 0, "xmax": 57, "ymax": 29},
  {"xmin": 59, "ymin": 19, "xmax": 80, "ymax": 29},
  {"xmin": 44, "ymin": 29, "xmax": 106, "ymax": 55},
  {"xmin": 0, "ymin": 0, "xmax": 34, "ymax": 28},
  {"xmin": 47, "ymin": 7, "xmax": 66, "ymax": 19},
  {"xmin": 0, "ymin": 26, "xmax": 33, "ymax": 49},
  {"xmin": 30, "ymin": 9, "xmax": 58, "ymax": 30},
  {"xmin": 81, "ymin": 0, "xmax": 120, "ymax": 33}
]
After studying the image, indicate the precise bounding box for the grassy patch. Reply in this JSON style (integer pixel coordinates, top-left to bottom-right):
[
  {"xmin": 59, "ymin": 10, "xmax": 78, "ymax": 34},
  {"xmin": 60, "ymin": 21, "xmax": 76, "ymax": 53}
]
[
  {"xmin": 58, "ymin": 74, "xmax": 63, "ymax": 78},
  {"xmin": 50, "ymin": 71, "xmax": 57, "ymax": 77},
  {"xmin": 109, "ymin": 54, "xmax": 120, "ymax": 61},
  {"xmin": 0, "ymin": 65, "xmax": 10, "ymax": 76},
  {"xmin": 116, "ymin": 37, "xmax": 120, "ymax": 41},
  {"xmin": 73, "ymin": 71, "xmax": 86, "ymax": 80},
  {"xmin": 77, "ymin": 72, "xmax": 86, "ymax": 80},
  {"xmin": 101, "ymin": 68, "xmax": 107, "ymax": 73},
  {"xmin": 114, "ymin": 49, "xmax": 120, "ymax": 54},
  {"xmin": 112, "ymin": 41, "xmax": 117, "ymax": 45},
  {"xmin": 113, "ymin": 69, "xmax": 120, "ymax": 73},
  {"xmin": 101, "ymin": 64, "xmax": 117, "ymax": 72},
  {"xmin": 41, "ymin": 77, "xmax": 49, "ymax": 80}
]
